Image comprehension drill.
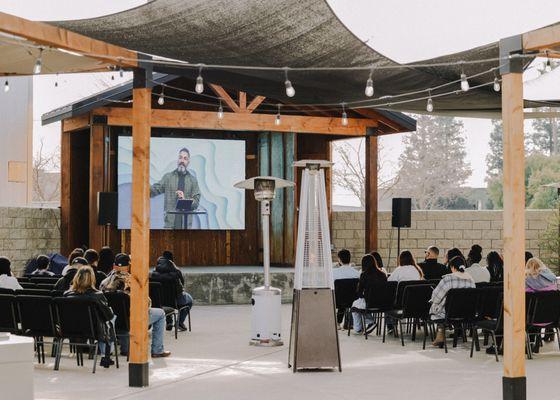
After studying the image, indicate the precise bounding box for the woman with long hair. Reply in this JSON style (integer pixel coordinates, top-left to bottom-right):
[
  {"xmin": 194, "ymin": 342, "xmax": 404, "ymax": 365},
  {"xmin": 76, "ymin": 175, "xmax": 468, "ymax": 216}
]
[
  {"xmin": 388, "ymin": 250, "xmax": 424, "ymax": 282},
  {"xmin": 97, "ymin": 246, "xmax": 115, "ymax": 275},
  {"xmin": 351, "ymin": 254, "xmax": 387, "ymax": 333},
  {"xmin": 486, "ymin": 251, "xmax": 504, "ymax": 282},
  {"xmin": 525, "ymin": 257, "xmax": 557, "ymax": 292}
]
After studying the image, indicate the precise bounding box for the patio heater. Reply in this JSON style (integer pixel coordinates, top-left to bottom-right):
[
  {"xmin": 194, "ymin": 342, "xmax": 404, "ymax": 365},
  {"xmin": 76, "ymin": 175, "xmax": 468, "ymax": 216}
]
[
  {"xmin": 288, "ymin": 160, "xmax": 341, "ymax": 372},
  {"xmin": 234, "ymin": 176, "xmax": 295, "ymax": 346}
]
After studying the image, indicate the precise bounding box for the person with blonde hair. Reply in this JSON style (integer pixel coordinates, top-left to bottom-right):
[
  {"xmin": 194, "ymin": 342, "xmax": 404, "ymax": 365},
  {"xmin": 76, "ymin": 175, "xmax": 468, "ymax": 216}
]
[
  {"xmin": 525, "ymin": 257, "xmax": 558, "ymax": 292},
  {"xmin": 64, "ymin": 266, "xmax": 116, "ymax": 368}
]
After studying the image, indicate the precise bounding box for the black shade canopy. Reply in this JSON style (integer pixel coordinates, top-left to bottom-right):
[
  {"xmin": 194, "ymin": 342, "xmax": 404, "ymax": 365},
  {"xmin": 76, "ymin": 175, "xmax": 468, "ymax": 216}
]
[{"xmin": 52, "ymin": 0, "xmax": 557, "ymax": 114}]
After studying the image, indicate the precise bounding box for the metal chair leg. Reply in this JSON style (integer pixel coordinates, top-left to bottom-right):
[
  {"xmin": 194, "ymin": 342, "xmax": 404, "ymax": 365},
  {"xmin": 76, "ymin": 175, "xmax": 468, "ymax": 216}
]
[
  {"xmin": 188, "ymin": 310, "xmax": 192, "ymax": 332},
  {"xmin": 443, "ymin": 326, "xmax": 448, "ymax": 354},
  {"xmin": 92, "ymin": 343, "xmax": 98, "ymax": 374},
  {"xmin": 422, "ymin": 321, "xmax": 428, "ymax": 350},
  {"xmin": 490, "ymin": 332, "xmax": 499, "ymax": 362},
  {"xmin": 399, "ymin": 320, "xmax": 405, "ymax": 347},
  {"xmin": 525, "ymin": 332, "xmax": 533, "ymax": 360}
]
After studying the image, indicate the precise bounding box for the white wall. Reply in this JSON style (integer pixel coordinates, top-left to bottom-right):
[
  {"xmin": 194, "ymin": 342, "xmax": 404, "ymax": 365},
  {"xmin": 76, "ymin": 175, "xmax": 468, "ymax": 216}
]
[{"xmin": 0, "ymin": 76, "xmax": 33, "ymax": 206}]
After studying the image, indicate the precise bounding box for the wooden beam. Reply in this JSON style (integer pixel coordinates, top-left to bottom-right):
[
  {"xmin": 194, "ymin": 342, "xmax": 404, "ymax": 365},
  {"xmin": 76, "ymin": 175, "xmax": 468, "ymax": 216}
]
[
  {"xmin": 501, "ymin": 73, "xmax": 526, "ymax": 389},
  {"xmin": 354, "ymin": 108, "xmax": 404, "ymax": 134},
  {"xmin": 95, "ymin": 107, "xmax": 376, "ymax": 136},
  {"xmin": 89, "ymin": 123, "xmax": 105, "ymax": 252},
  {"xmin": 62, "ymin": 113, "xmax": 90, "ymax": 132},
  {"xmin": 0, "ymin": 11, "xmax": 137, "ymax": 68},
  {"xmin": 209, "ymin": 84, "xmax": 240, "ymax": 113},
  {"xmin": 364, "ymin": 135, "xmax": 378, "ymax": 252},
  {"xmin": 247, "ymin": 96, "xmax": 266, "ymax": 113},
  {"xmin": 239, "ymin": 91, "xmax": 247, "ymax": 111},
  {"xmin": 60, "ymin": 130, "xmax": 71, "ymax": 256},
  {"xmin": 523, "ymin": 23, "xmax": 560, "ymax": 52},
  {"xmin": 129, "ymin": 83, "xmax": 151, "ymax": 386}
]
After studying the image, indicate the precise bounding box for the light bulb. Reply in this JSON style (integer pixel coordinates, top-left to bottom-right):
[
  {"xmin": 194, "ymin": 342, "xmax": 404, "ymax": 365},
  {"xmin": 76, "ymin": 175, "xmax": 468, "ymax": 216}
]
[
  {"xmin": 285, "ymin": 80, "xmax": 295, "ymax": 97},
  {"xmin": 275, "ymin": 114, "xmax": 281, "ymax": 125},
  {"xmin": 33, "ymin": 50, "xmax": 43, "ymax": 74},
  {"xmin": 365, "ymin": 78, "xmax": 374, "ymax": 97},
  {"xmin": 426, "ymin": 97, "xmax": 433, "ymax": 112},
  {"xmin": 157, "ymin": 93, "xmax": 165, "ymax": 106},
  {"xmin": 195, "ymin": 75, "xmax": 204, "ymax": 94},
  {"xmin": 341, "ymin": 111, "xmax": 348, "ymax": 126},
  {"xmin": 217, "ymin": 104, "xmax": 224, "ymax": 119},
  {"xmin": 545, "ymin": 59, "xmax": 552, "ymax": 73},
  {"xmin": 119, "ymin": 68, "xmax": 124, "ymax": 78},
  {"xmin": 460, "ymin": 73, "xmax": 469, "ymax": 92},
  {"xmin": 493, "ymin": 77, "xmax": 501, "ymax": 92},
  {"xmin": 4, "ymin": 80, "xmax": 9, "ymax": 93}
]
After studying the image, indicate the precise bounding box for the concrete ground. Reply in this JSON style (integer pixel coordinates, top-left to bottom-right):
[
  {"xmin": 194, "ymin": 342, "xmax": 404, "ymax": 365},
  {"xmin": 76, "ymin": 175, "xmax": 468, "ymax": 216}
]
[{"xmin": 34, "ymin": 305, "xmax": 559, "ymax": 400}]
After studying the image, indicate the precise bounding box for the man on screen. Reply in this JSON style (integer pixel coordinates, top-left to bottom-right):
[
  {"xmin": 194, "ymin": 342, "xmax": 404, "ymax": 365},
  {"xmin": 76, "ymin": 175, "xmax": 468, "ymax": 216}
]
[{"xmin": 150, "ymin": 147, "xmax": 201, "ymax": 229}]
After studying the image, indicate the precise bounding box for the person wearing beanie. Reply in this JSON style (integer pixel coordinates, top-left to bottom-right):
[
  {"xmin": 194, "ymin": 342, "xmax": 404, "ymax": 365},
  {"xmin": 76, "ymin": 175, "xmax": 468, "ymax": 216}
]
[
  {"xmin": 54, "ymin": 257, "xmax": 89, "ymax": 291},
  {"xmin": 465, "ymin": 244, "xmax": 490, "ymax": 283}
]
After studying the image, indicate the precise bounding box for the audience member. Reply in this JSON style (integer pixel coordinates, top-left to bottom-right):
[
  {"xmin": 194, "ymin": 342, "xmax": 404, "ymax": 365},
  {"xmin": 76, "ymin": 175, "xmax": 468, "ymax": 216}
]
[
  {"xmin": 388, "ymin": 251, "xmax": 423, "ymax": 282},
  {"xmin": 162, "ymin": 250, "xmax": 174, "ymax": 262},
  {"xmin": 418, "ymin": 246, "xmax": 448, "ymax": 280},
  {"xmin": 351, "ymin": 254, "xmax": 387, "ymax": 333},
  {"xmin": 31, "ymin": 254, "xmax": 55, "ymax": 276},
  {"xmin": 84, "ymin": 249, "xmax": 107, "ymax": 288},
  {"xmin": 369, "ymin": 251, "xmax": 387, "ymax": 274},
  {"xmin": 63, "ymin": 266, "xmax": 115, "ymax": 368},
  {"xmin": 333, "ymin": 249, "xmax": 359, "ymax": 280},
  {"xmin": 55, "ymin": 257, "xmax": 88, "ymax": 291},
  {"xmin": 465, "ymin": 244, "xmax": 490, "ymax": 283},
  {"xmin": 430, "ymin": 255, "xmax": 475, "ymax": 347},
  {"xmin": 61, "ymin": 248, "xmax": 84, "ymax": 275},
  {"xmin": 444, "ymin": 248, "xmax": 466, "ymax": 269},
  {"xmin": 525, "ymin": 257, "xmax": 558, "ymax": 292},
  {"xmin": 525, "ymin": 251, "xmax": 534, "ymax": 263},
  {"xmin": 150, "ymin": 256, "xmax": 193, "ymax": 331},
  {"xmin": 486, "ymin": 251, "xmax": 503, "ymax": 282},
  {"xmin": 100, "ymin": 253, "xmax": 171, "ymax": 358},
  {"xmin": 0, "ymin": 257, "xmax": 23, "ymax": 290},
  {"xmin": 98, "ymin": 246, "xmax": 115, "ymax": 275}
]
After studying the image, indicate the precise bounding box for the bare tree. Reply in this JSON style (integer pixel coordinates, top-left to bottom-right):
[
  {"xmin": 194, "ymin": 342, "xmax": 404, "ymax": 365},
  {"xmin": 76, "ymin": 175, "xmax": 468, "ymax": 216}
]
[
  {"xmin": 32, "ymin": 138, "xmax": 61, "ymax": 232},
  {"xmin": 332, "ymin": 138, "xmax": 398, "ymax": 207}
]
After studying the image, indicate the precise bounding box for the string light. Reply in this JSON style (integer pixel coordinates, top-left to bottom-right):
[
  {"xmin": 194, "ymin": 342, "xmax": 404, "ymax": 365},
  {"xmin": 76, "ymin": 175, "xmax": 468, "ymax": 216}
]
[
  {"xmin": 275, "ymin": 104, "xmax": 281, "ymax": 125},
  {"xmin": 195, "ymin": 65, "xmax": 204, "ymax": 94},
  {"xmin": 284, "ymin": 67, "xmax": 295, "ymax": 97},
  {"xmin": 119, "ymin": 67, "xmax": 124, "ymax": 78},
  {"xmin": 55, "ymin": 73, "xmax": 59, "ymax": 88},
  {"xmin": 217, "ymin": 100, "xmax": 224, "ymax": 119},
  {"xmin": 426, "ymin": 90, "xmax": 434, "ymax": 112},
  {"xmin": 3, "ymin": 80, "xmax": 9, "ymax": 93},
  {"xmin": 341, "ymin": 103, "xmax": 348, "ymax": 126},
  {"xmin": 33, "ymin": 48, "xmax": 43, "ymax": 74},
  {"xmin": 157, "ymin": 88, "xmax": 165, "ymax": 105},
  {"xmin": 460, "ymin": 69, "xmax": 469, "ymax": 92},
  {"xmin": 493, "ymin": 70, "xmax": 501, "ymax": 92},
  {"xmin": 365, "ymin": 66, "xmax": 374, "ymax": 97}
]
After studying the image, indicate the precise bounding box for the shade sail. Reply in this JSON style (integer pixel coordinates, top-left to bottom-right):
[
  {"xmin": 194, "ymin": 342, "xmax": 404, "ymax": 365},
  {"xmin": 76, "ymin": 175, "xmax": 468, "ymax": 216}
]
[{"xmin": 52, "ymin": 0, "xmax": 557, "ymax": 114}]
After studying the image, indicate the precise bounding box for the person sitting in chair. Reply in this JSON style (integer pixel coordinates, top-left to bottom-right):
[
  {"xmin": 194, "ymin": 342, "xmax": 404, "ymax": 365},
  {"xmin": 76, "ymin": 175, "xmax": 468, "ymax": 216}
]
[
  {"xmin": 0, "ymin": 257, "xmax": 23, "ymax": 290},
  {"xmin": 418, "ymin": 246, "xmax": 448, "ymax": 280},
  {"xmin": 30, "ymin": 254, "xmax": 55, "ymax": 276}
]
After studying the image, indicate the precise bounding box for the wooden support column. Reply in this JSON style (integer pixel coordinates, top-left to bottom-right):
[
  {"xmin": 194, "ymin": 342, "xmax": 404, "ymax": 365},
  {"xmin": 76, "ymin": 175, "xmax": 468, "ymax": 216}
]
[
  {"xmin": 129, "ymin": 68, "xmax": 152, "ymax": 387},
  {"xmin": 60, "ymin": 130, "xmax": 71, "ymax": 256},
  {"xmin": 88, "ymin": 119, "xmax": 106, "ymax": 251},
  {"xmin": 364, "ymin": 130, "xmax": 378, "ymax": 253},
  {"xmin": 500, "ymin": 36, "xmax": 526, "ymax": 400}
]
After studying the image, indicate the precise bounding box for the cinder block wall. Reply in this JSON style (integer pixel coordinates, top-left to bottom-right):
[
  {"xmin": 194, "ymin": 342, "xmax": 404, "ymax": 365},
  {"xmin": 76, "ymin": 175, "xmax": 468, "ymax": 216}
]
[
  {"xmin": 331, "ymin": 210, "xmax": 556, "ymax": 269},
  {"xmin": 0, "ymin": 207, "xmax": 61, "ymax": 275}
]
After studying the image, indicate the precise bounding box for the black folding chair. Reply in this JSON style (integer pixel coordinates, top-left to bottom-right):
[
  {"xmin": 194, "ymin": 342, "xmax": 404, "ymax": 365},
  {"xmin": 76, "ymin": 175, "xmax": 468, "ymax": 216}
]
[
  {"xmin": 149, "ymin": 281, "xmax": 180, "ymax": 339},
  {"xmin": 434, "ymin": 288, "xmax": 480, "ymax": 353},
  {"xmin": 0, "ymin": 294, "xmax": 18, "ymax": 333},
  {"xmin": 30, "ymin": 277, "xmax": 61, "ymax": 285},
  {"xmin": 16, "ymin": 295, "xmax": 57, "ymax": 363},
  {"xmin": 36, "ymin": 283, "xmax": 55, "ymax": 291},
  {"xmin": 15, "ymin": 289, "xmax": 53, "ymax": 297},
  {"xmin": 386, "ymin": 284, "xmax": 434, "ymax": 348},
  {"xmin": 104, "ymin": 291, "xmax": 130, "ymax": 357},
  {"xmin": 52, "ymin": 297, "xmax": 118, "ymax": 373},
  {"xmin": 334, "ymin": 278, "xmax": 358, "ymax": 330},
  {"xmin": 17, "ymin": 277, "xmax": 30, "ymax": 283},
  {"xmin": 350, "ymin": 281, "xmax": 397, "ymax": 340},
  {"xmin": 526, "ymin": 291, "xmax": 560, "ymax": 359},
  {"xmin": 20, "ymin": 282, "xmax": 37, "ymax": 289},
  {"xmin": 470, "ymin": 287, "xmax": 503, "ymax": 361},
  {"xmin": 394, "ymin": 280, "xmax": 428, "ymax": 310}
]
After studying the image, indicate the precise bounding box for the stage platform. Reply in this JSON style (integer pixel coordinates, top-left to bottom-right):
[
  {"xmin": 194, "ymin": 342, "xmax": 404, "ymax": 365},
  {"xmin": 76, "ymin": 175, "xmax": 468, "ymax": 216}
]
[{"xmin": 179, "ymin": 266, "xmax": 294, "ymax": 305}]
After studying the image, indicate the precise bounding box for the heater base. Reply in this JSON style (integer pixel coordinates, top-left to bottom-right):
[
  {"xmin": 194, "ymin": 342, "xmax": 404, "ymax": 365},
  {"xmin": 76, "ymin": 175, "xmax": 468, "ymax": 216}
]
[{"xmin": 250, "ymin": 286, "xmax": 283, "ymax": 345}]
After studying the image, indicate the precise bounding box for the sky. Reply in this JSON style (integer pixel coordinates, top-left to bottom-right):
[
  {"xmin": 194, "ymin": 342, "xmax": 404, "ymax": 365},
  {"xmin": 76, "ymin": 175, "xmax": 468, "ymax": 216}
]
[{"xmin": 1, "ymin": 0, "xmax": 559, "ymax": 206}]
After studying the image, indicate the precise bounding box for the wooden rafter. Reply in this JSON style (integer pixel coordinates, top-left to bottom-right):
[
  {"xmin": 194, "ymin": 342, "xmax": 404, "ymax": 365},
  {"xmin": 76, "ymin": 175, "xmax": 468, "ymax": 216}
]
[
  {"xmin": 523, "ymin": 23, "xmax": 560, "ymax": 54},
  {"xmin": 0, "ymin": 11, "xmax": 137, "ymax": 68},
  {"xmin": 209, "ymin": 84, "xmax": 267, "ymax": 114},
  {"xmin": 247, "ymin": 95, "xmax": 266, "ymax": 113},
  {"xmin": 239, "ymin": 91, "xmax": 247, "ymax": 111},
  {"xmin": 209, "ymin": 84, "xmax": 240, "ymax": 113}
]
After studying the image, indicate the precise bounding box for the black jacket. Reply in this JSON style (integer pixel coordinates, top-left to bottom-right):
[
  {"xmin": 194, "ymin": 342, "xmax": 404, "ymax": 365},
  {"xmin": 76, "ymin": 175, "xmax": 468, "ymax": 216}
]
[
  {"xmin": 150, "ymin": 257, "xmax": 184, "ymax": 298},
  {"xmin": 55, "ymin": 268, "xmax": 78, "ymax": 292},
  {"xmin": 356, "ymin": 270, "xmax": 387, "ymax": 298},
  {"xmin": 418, "ymin": 259, "xmax": 449, "ymax": 280},
  {"xmin": 63, "ymin": 288, "xmax": 114, "ymax": 322}
]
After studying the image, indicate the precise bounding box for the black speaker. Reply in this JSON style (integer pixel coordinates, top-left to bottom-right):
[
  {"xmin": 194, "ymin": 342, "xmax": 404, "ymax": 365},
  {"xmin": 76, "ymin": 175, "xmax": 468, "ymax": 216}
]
[
  {"xmin": 98, "ymin": 192, "xmax": 118, "ymax": 225},
  {"xmin": 391, "ymin": 198, "xmax": 411, "ymax": 228}
]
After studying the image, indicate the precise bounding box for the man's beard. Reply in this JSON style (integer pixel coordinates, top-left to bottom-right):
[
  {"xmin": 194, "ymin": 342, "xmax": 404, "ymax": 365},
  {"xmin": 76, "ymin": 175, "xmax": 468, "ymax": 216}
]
[{"xmin": 177, "ymin": 164, "xmax": 187, "ymax": 174}]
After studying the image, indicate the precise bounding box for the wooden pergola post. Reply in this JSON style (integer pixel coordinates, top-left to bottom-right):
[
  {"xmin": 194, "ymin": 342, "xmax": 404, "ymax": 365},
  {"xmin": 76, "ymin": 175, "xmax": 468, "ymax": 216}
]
[
  {"xmin": 499, "ymin": 35, "xmax": 526, "ymax": 400},
  {"xmin": 364, "ymin": 128, "xmax": 379, "ymax": 253},
  {"xmin": 129, "ymin": 67, "xmax": 152, "ymax": 387}
]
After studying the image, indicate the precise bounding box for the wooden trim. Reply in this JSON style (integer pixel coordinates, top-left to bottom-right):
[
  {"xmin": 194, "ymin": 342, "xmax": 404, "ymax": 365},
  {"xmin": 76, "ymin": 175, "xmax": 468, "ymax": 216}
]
[
  {"xmin": 364, "ymin": 135, "xmax": 378, "ymax": 252},
  {"xmin": 354, "ymin": 108, "xmax": 404, "ymax": 134},
  {"xmin": 129, "ymin": 87, "xmax": 151, "ymax": 366},
  {"xmin": 95, "ymin": 107, "xmax": 376, "ymax": 136},
  {"xmin": 501, "ymin": 72, "xmax": 526, "ymax": 379},
  {"xmin": 247, "ymin": 96, "xmax": 266, "ymax": 113},
  {"xmin": 0, "ymin": 11, "xmax": 137, "ymax": 67},
  {"xmin": 89, "ymin": 124, "xmax": 105, "ymax": 251},
  {"xmin": 62, "ymin": 113, "xmax": 91, "ymax": 132},
  {"xmin": 209, "ymin": 84, "xmax": 240, "ymax": 113},
  {"xmin": 239, "ymin": 91, "xmax": 247, "ymax": 111},
  {"xmin": 523, "ymin": 23, "xmax": 560, "ymax": 52}
]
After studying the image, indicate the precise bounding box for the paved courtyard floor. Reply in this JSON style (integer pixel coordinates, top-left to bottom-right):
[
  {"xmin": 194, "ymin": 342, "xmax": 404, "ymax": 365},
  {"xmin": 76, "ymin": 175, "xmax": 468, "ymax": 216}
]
[{"xmin": 34, "ymin": 305, "xmax": 559, "ymax": 400}]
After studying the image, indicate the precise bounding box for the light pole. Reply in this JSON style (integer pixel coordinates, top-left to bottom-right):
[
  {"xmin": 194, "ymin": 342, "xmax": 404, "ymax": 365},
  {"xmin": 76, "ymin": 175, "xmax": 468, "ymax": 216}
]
[{"xmin": 234, "ymin": 176, "xmax": 294, "ymax": 346}]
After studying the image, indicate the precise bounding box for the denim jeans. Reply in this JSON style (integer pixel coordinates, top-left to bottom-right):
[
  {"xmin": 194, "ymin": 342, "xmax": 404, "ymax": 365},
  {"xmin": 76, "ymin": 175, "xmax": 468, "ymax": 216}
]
[
  {"xmin": 177, "ymin": 292, "xmax": 193, "ymax": 325},
  {"xmin": 98, "ymin": 315, "xmax": 117, "ymax": 357},
  {"xmin": 119, "ymin": 307, "xmax": 166, "ymax": 355}
]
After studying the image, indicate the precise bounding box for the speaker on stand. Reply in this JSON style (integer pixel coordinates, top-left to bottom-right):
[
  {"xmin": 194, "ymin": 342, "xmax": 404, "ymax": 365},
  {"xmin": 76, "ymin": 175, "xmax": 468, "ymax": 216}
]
[
  {"xmin": 97, "ymin": 192, "xmax": 118, "ymax": 246},
  {"xmin": 391, "ymin": 198, "xmax": 411, "ymax": 260}
]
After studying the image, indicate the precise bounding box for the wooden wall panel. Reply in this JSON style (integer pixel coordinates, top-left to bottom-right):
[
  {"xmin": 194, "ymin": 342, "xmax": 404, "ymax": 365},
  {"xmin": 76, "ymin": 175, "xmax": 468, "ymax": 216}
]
[
  {"xmin": 270, "ymin": 133, "xmax": 285, "ymax": 263},
  {"xmin": 284, "ymin": 133, "xmax": 296, "ymax": 262}
]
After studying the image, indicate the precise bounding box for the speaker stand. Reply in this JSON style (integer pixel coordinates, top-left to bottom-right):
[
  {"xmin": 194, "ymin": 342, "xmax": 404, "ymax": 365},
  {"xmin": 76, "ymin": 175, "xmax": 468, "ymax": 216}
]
[{"xmin": 397, "ymin": 226, "xmax": 401, "ymax": 258}]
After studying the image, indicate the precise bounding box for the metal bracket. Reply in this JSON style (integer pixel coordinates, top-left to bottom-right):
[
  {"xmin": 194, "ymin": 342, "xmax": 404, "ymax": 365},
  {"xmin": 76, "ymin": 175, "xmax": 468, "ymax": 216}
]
[{"xmin": 499, "ymin": 35, "xmax": 524, "ymax": 75}]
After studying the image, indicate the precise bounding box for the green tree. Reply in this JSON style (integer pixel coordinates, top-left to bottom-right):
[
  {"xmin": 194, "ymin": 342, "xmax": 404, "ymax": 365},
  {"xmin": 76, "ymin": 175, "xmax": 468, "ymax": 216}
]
[
  {"xmin": 486, "ymin": 119, "xmax": 503, "ymax": 179},
  {"xmin": 396, "ymin": 115, "xmax": 471, "ymax": 209},
  {"xmin": 529, "ymin": 108, "xmax": 560, "ymax": 156},
  {"xmin": 538, "ymin": 211, "xmax": 560, "ymax": 274}
]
